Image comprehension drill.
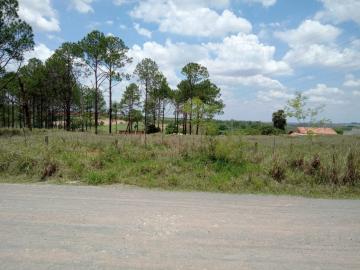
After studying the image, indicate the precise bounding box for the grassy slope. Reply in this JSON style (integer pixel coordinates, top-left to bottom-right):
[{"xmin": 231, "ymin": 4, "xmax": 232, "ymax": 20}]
[{"xmin": 0, "ymin": 130, "xmax": 359, "ymax": 198}]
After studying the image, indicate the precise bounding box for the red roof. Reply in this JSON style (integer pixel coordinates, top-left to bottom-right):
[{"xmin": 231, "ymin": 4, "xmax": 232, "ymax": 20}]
[{"xmin": 296, "ymin": 127, "xmax": 337, "ymax": 135}]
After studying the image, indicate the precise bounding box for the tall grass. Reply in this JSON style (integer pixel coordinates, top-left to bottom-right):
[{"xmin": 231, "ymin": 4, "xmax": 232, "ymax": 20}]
[{"xmin": 0, "ymin": 128, "xmax": 359, "ymax": 198}]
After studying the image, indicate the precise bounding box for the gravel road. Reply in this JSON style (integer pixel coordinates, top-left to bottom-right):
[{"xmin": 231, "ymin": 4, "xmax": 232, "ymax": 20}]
[{"xmin": 0, "ymin": 184, "xmax": 359, "ymax": 270}]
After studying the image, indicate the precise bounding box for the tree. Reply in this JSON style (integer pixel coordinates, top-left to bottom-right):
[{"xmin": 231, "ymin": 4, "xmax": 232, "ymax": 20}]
[
  {"xmin": 0, "ymin": 0, "xmax": 34, "ymax": 85},
  {"xmin": 285, "ymin": 92, "xmax": 326, "ymax": 126},
  {"xmin": 134, "ymin": 58, "xmax": 160, "ymax": 144},
  {"xmin": 181, "ymin": 63, "xmax": 209, "ymax": 135},
  {"xmin": 79, "ymin": 30, "xmax": 107, "ymax": 134},
  {"xmin": 103, "ymin": 35, "xmax": 132, "ymax": 134},
  {"xmin": 151, "ymin": 73, "xmax": 171, "ymax": 132},
  {"xmin": 284, "ymin": 92, "xmax": 308, "ymax": 124},
  {"xmin": 272, "ymin": 110, "xmax": 287, "ymax": 130},
  {"xmin": 194, "ymin": 80, "xmax": 223, "ymax": 134},
  {"xmin": 45, "ymin": 42, "xmax": 81, "ymax": 130},
  {"xmin": 120, "ymin": 83, "xmax": 141, "ymax": 133},
  {"xmin": 17, "ymin": 58, "xmax": 46, "ymax": 130}
]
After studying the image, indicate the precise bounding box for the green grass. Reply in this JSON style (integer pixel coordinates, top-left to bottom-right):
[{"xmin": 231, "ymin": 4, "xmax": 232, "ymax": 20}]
[{"xmin": 0, "ymin": 129, "xmax": 359, "ymax": 198}]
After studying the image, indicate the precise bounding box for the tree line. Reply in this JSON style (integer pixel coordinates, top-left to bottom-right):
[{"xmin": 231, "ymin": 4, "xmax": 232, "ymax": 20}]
[{"xmin": 0, "ymin": 0, "xmax": 224, "ymax": 135}]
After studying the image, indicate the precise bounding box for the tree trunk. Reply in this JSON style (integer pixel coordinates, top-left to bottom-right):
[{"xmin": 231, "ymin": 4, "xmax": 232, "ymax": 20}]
[
  {"xmin": 65, "ymin": 99, "xmax": 71, "ymax": 131},
  {"xmin": 94, "ymin": 61, "xmax": 99, "ymax": 135},
  {"xmin": 11, "ymin": 101, "xmax": 14, "ymax": 128},
  {"xmin": 161, "ymin": 102, "xmax": 165, "ymax": 133},
  {"xmin": 144, "ymin": 80, "xmax": 148, "ymax": 145},
  {"xmin": 196, "ymin": 111, "xmax": 200, "ymax": 135},
  {"xmin": 18, "ymin": 78, "xmax": 32, "ymax": 131},
  {"xmin": 108, "ymin": 67, "xmax": 112, "ymax": 134}
]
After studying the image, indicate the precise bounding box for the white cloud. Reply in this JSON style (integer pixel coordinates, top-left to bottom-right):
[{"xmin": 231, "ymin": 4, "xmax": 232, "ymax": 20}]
[
  {"xmin": 134, "ymin": 23, "xmax": 152, "ymax": 38},
  {"xmin": 353, "ymin": 91, "xmax": 360, "ymax": 96},
  {"xmin": 276, "ymin": 20, "xmax": 360, "ymax": 69},
  {"xmin": 113, "ymin": 0, "xmax": 136, "ymax": 6},
  {"xmin": 106, "ymin": 20, "xmax": 114, "ymax": 25},
  {"xmin": 257, "ymin": 89, "xmax": 293, "ymax": 102},
  {"xmin": 18, "ymin": 0, "xmax": 60, "ymax": 32},
  {"xmin": 25, "ymin": 43, "xmax": 54, "ymax": 62},
  {"xmin": 127, "ymin": 33, "xmax": 289, "ymax": 95},
  {"xmin": 203, "ymin": 33, "xmax": 291, "ymax": 76},
  {"xmin": 245, "ymin": 0, "xmax": 277, "ymax": 7},
  {"xmin": 304, "ymin": 83, "xmax": 345, "ymax": 104},
  {"xmin": 344, "ymin": 74, "xmax": 360, "ymax": 87},
  {"xmin": 315, "ymin": 0, "xmax": 360, "ymax": 25},
  {"xmin": 70, "ymin": 0, "xmax": 94, "ymax": 13},
  {"xmin": 282, "ymin": 43, "xmax": 360, "ymax": 68},
  {"xmin": 275, "ymin": 20, "xmax": 341, "ymax": 47},
  {"xmin": 130, "ymin": 0, "xmax": 252, "ymax": 37}
]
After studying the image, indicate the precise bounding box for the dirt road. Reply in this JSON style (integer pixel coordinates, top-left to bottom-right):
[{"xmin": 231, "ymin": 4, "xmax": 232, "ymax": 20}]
[{"xmin": 0, "ymin": 184, "xmax": 359, "ymax": 269}]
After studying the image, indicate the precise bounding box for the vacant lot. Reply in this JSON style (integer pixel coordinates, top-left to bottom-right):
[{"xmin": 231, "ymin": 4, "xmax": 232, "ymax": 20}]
[
  {"xmin": 0, "ymin": 184, "xmax": 359, "ymax": 270},
  {"xmin": 0, "ymin": 129, "xmax": 359, "ymax": 198}
]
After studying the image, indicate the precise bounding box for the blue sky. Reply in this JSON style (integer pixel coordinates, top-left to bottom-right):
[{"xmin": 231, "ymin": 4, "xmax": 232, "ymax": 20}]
[{"xmin": 17, "ymin": 0, "xmax": 360, "ymax": 122}]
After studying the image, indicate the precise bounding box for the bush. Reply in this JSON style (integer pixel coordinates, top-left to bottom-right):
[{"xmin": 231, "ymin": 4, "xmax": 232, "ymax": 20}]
[
  {"xmin": 146, "ymin": 124, "xmax": 161, "ymax": 134},
  {"xmin": 260, "ymin": 126, "xmax": 284, "ymax": 135},
  {"xmin": 334, "ymin": 128, "xmax": 344, "ymax": 135},
  {"xmin": 0, "ymin": 128, "xmax": 22, "ymax": 136},
  {"xmin": 269, "ymin": 157, "xmax": 286, "ymax": 182},
  {"xmin": 207, "ymin": 138, "xmax": 244, "ymax": 165},
  {"xmin": 165, "ymin": 122, "xmax": 178, "ymax": 134}
]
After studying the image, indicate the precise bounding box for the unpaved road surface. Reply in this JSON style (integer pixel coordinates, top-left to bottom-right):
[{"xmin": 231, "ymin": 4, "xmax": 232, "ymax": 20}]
[{"xmin": 0, "ymin": 184, "xmax": 359, "ymax": 270}]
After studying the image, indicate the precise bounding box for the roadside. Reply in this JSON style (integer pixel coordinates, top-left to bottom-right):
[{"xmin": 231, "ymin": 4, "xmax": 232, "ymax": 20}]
[{"xmin": 0, "ymin": 183, "xmax": 359, "ymax": 270}]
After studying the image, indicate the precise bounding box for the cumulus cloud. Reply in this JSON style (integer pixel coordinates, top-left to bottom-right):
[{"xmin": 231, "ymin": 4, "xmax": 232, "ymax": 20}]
[
  {"xmin": 245, "ymin": 0, "xmax": 277, "ymax": 7},
  {"xmin": 134, "ymin": 23, "xmax": 152, "ymax": 38},
  {"xmin": 344, "ymin": 74, "xmax": 360, "ymax": 87},
  {"xmin": 315, "ymin": 0, "xmax": 360, "ymax": 25},
  {"xmin": 126, "ymin": 33, "xmax": 289, "ymax": 100},
  {"xmin": 25, "ymin": 43, "xmax": 54, "ymax": 62},
  {"xmin": 70, "ymin": 0, "xmax": 94, "ymax": 13},
  {"xmin": 276, "ymin": 20, "xmax": 360, "ymax": 69},
  {"xmin": 203, "ymin": 33, "xmax": 291, "ymax": 76},
  {"xmin": 304, "ymin": 84, "xmax": 345, "ymax": 104},
  {"xmin": 275, "ymin": 20, "xmax": 341, "ymax": 47},
  {"xmin": 130, "ymin": 0, "xmax": 252, "ymax": 37},
  {"xmin": 18, "ymin": 0, "xmax": 60, "ymax": 32}
]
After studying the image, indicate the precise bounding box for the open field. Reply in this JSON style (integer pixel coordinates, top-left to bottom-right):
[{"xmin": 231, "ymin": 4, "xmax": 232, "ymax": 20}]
[
  {"xmin": 0, "ymin": 184, "xmax": 359, "ymax": 270},
  {"xmin": 0, "ymin": 129, "xmax": 359, "ymax": 198}
]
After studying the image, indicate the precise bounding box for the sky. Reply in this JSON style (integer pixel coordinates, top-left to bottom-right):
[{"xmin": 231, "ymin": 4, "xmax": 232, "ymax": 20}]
[{"xmin": 16, "ymin": 0, "xmax": 360, "ymax": 123}]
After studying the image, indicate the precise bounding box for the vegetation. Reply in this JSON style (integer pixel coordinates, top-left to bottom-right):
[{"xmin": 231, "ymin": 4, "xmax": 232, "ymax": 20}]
[
  {"xmin": 1, "ymin": 0, "xmax": 358, "ymax": 199},
  {"xmin": 0, "ymin": 129, "xmax": 359, "ymax": 198},
  {"xmin": 272, "ymin": 110, "xmax": 287, "ymax": 130}
]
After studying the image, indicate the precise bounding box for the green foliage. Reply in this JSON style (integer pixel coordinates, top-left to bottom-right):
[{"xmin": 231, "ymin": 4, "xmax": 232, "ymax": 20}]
[
  {"xmin": 335, "ymin": 128, "xmax": 344, "ymax": 135},
  {"xmin": 212, "ymin": 139, "xmax": 244, "ymax": 165},
  {"xmin": 272, "ymin": 110, "xmax": 287, "ymax": 130},
  {"xmin": 0, "ymin": 131, "xmax": 359, "ymax": 198},
  {"xmin": 0, "ymin": 0, "xmax": 34, "ymax": 77},
  {"xmin": 146, "ymin": 124, "xmax": 161, "ymax": 134},
  {"xmin": 285, "ymin": 92, "xmax": 326, "ymax": 125},
  {"xmin": 165, "ymin": 122, "xmax": 178, "ymax": 134},
  {"xmin": 260, "ymin": 126, "xmax": 285, "ymax": 135}
]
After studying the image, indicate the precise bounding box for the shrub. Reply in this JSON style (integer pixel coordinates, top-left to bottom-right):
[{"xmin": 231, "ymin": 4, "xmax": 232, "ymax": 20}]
[
  {"xmin": 334, "ymin": 128, "xmax": 344, "ymax": 135},
  {"xmin": 288, "ymin": 156, "xmax": 305, "ymax": 170},
  {"xmin": 260, "ymin": 126, "xmax": 284, "ymax": 135},
  {"xmin": 0, "ymin": 128, "xmax": 22, "ymax": 136},
  {"xmin": 146, "ymin": 124, "xmax": 161, "ymax": 134},
  {"xmin": 343, "ymin": 150, "xmax": 359, "ymax": 185},
  {"xmin": 212, "ymin": 138, "xmax": 244, "ymax": 165},
  {"xmin": 165, "ymin": 122, "xmax": 178, "ymax": 134},
  {"xmin": 305, "ymin": 154, "xmax": 321, "ymax": 175},
  {"xmin": 269, "ymin": 157, "xmax": 286, "ymax": 182}
]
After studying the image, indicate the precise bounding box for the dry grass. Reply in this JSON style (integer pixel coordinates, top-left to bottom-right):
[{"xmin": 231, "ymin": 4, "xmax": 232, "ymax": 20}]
[{"xmin": 0, "ymin": 129, "xmax": 359, "ymax": 198}]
